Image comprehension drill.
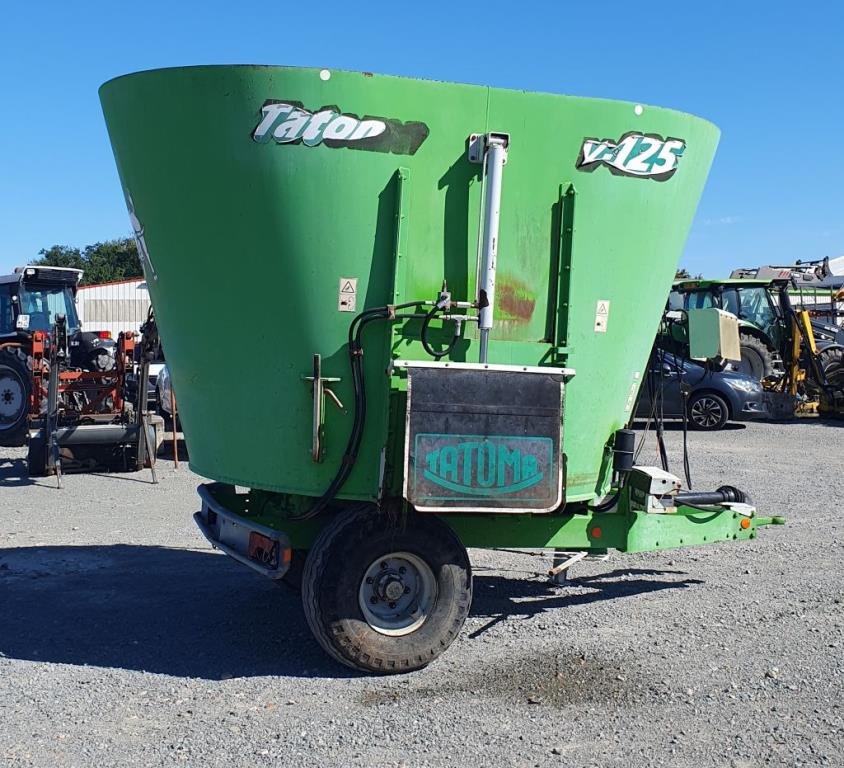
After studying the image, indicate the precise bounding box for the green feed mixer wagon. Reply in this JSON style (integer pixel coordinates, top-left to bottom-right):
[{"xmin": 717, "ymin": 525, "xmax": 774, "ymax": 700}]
[{"xmin": 100, "ymin": 65, "xmax": 782, "ymax": 673}]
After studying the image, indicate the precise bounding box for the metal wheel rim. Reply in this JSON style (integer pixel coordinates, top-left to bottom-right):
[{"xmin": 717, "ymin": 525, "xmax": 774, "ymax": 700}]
[
  {"xmin": 0, "ymin": 366, "xmax": 25, "ymax": 429},
  {"xmin": 358, "ymin": 551, "xmax": 437, "ymax": 637},
  {"xmin": 690, "ymin": 396, "xmax": 723, "ymax": 428}
]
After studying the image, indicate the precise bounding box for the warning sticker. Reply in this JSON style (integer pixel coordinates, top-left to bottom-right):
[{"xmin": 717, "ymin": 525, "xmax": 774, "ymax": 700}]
[
  {"xmin": 594, "ymin": 299, "xmax": 610, "ymax": 333},
  {"xmin": 338, "ymin": 278, "xmax": 358, "ymax": 312}
]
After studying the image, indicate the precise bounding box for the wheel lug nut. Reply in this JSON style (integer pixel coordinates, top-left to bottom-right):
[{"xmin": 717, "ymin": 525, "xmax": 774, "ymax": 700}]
[
  {"xmin": 403, "ymin": 586, "xmax": 410, "ymax": 594},
  {"xmin": 398, "ymin": 566, "xmax": 406, "ymax": 574},
  {"xmin": 388, "ymin": 602, "xmax": 396, "ymax": 609},
  {"xmin": 369, "ymin": 596, "xmax": 378, "ymax": 604}
]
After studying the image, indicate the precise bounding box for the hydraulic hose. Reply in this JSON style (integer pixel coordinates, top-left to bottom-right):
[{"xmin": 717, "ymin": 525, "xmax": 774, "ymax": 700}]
[
  {"xmin": 420, "ymin": 304, "xmax": 459, "ymax": 359},
  {"xmin": 292, "ymin": 301, "xmax": 429, "ymax": 520},
  {"xmin": 588, "ymin": 491, "xmax": 621, "ymax": 512}
]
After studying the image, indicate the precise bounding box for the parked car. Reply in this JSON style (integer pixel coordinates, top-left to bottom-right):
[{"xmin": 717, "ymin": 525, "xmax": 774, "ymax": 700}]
[
  {"xmin": 155, "ymin": 364, "xmax": 177, "ymax": 425},
  {"xmin": 125, "ymin": 360, "xmax": 165, "ymax": 412},
  {"xmin": 637, "ymin": 350, "xmax": 769, "ymax": 430}
]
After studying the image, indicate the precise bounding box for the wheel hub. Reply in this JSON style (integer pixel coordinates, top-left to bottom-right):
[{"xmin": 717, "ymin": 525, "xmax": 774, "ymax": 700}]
[
  {"xmin": 691, "ymin": 397, "xmax": 722, "ymax": 427},
  {"xmin": 381, "ymin": 578, "xmax": 405, "ymax": 602},
  {"xmin": 0, "ymin": 372, "xmax": 25, "ymax": 426},
  {"xmin": 358, "ymin": 552, "xmax": 437, "ymax": 637}
]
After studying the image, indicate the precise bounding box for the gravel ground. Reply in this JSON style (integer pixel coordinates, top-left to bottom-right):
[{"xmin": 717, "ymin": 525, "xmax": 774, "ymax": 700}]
[{"xmin": 1, "ymin": 420, "xmax": 842, "ymax": 768}]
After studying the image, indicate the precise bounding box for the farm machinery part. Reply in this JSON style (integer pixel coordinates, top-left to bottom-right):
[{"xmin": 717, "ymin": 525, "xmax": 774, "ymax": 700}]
[
  {"xmin": 1, "ymin": 266, "xmax": 118, "ymax": 447},
  {"xmin": 0, "ymin": 263, "xmax": 160, "ymax": 479},
  {"xmin": 675, "ymin": 259, "xmax": 844, "ymax": 417},
  {"xmin": 102, "ymin": 65, "xmax": 785, "ymax": 674},
  {"xmin": 27, "ymin": 315, "xmax": 158, "ymax": 484}
]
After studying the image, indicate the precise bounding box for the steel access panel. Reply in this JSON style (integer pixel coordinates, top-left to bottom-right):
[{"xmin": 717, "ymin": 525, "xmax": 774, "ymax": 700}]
[{"xmin": 403, "ymin": 365, "xmax": 565, "ymax": 513}]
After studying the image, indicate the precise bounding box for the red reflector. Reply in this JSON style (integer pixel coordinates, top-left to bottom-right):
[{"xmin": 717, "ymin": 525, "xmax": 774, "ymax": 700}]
[
  {"xmin": 96, "ymin": 330, "xmax": 112, "ymax": 339},
  {"xmin": 248, "ymin": 532, "xmax": 281, "ymax": 569}
]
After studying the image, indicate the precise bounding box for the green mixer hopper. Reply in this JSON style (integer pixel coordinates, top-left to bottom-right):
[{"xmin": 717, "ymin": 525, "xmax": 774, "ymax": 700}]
[{"xmin": 101, "ymin": 65, "xmax": 781, "ymax": 673}]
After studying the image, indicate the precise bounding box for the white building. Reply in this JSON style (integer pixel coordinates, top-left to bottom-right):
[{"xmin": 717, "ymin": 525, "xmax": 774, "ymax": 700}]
[{"xmin": 76, "ymin": 278, "xmax": 151, "ymax": 339}]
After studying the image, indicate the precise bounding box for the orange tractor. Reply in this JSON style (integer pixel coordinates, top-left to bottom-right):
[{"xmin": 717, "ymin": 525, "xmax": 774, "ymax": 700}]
[{"xmin": 0, "ymin": 265, "xmax": 157, "ymax": 481}]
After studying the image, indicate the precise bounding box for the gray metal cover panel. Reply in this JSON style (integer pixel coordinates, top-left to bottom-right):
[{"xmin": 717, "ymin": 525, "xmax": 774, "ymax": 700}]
[{"xmin": 403, "ymin": 367, "xmax": 565, "ymax": 513}]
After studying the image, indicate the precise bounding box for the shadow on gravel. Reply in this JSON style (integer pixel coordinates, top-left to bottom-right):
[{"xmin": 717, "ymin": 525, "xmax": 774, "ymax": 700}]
[
  {"xmin": 468, "ymin": 569, "xmax": 703, "ymax": 638},
  {"xmin": 0, "ymin": 546, "xmax": 703, "ymax": 682},
  {"xmin": 759, "ymin": 417, "xmax": 844, "ymax": 427},
  {"xmin": 156, "ymin": 434, "xmax": 190, "ymax": 462},
  {"xmin": 631, "ymin": 420, "xmax": 746, "ymax": 432},
  {"xmin": 0, "ymin": 456, "xmax": 36, "ymax": 487},
  {"xmin": 0, "ymin": 544, "xmax": 351, "ymax": 680}
]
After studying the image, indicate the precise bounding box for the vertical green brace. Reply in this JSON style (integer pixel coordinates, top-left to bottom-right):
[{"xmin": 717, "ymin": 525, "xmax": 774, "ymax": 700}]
[
  {"xmin": 385, "ymin": 168, "xmax": 411, "ymax": 495},
  {"xmin": 391, "ymin": 168, "xmax": 411, "ymax": 306},
  {"xmin": 555, "ymin": 183, "xmax": 576, "ymax": 350}
]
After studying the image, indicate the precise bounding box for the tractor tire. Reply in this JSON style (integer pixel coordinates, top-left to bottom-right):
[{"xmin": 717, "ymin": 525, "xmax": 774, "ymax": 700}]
[
  {"xmin": 737, "ymin": 333, "xmax": 777, "ymax": 381},
  {"xmin": 0, "ymin": 352, "xmax": 31, "ymax": 447},
  {"xmin": 819, "ymin": 347, "xmax": 844, "ymax": 387},
  {"xmin": 818, "ymin": 349, "xmax": 844, "ymax": 418},
  {"xmin": 803, "ymin": 348, "xmax": 844, "ymax": 403},
  {"xmin": 688, "ymin": 391, "xmax": 730, "ymax": 430},
  {"xmin": 301, "ymin": 504, "xmax": 472, "ymax": 674}
]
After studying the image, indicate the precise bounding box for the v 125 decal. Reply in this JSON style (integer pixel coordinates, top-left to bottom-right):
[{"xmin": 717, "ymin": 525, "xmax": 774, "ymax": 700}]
[{"xmin": 577, "ymin": 132, "xmax": 686, "ymax": 181}]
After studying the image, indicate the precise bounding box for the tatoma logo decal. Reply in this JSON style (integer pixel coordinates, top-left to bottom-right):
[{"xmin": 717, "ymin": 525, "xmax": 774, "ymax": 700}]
[
  {"xmin": 417, "ymin": 435, "xmax": 552, "ymax": 497},
  {"xmin": 576, "ymin": 132, "xmax": 686, "ymax": 181},
  {"xmin": 252, "ymin": 100, "xmax": 429, "ymax": 155}
]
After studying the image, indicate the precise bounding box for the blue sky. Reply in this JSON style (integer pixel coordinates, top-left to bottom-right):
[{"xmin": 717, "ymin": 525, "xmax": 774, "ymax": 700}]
[{"xmin": 0, "ymin": 1, "xmax": 841, "ymax": 276}]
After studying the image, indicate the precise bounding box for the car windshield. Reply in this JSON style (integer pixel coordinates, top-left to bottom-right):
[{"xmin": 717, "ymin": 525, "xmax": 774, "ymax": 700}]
[{"xmin": 18, "ymin": 282, "xmax": 80, "ymax": 332}]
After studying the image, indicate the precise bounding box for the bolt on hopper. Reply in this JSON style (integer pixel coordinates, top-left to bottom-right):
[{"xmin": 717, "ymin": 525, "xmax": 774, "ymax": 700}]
[{"xmin": 100, "ymin": 65, "xmax": 783, "ymax": 673}]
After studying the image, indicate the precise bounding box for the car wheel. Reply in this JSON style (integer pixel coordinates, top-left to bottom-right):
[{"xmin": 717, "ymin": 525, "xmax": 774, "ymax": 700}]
[{"xmin": 688, "ymin": 392, "xmax": 729, "ymax": 430}]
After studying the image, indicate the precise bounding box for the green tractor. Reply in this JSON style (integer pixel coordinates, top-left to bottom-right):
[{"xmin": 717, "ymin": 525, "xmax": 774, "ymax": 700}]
[
  {"xmin": 673, "ymin": 265, "xmax": 844, "ymax": 383},
  {"xmin": 671, "ymin": 278, "xmax": 786, "ymax": 380},
  {"xmin": 672, "ymin": 261, "xmax": 844, "ymax": 415}
]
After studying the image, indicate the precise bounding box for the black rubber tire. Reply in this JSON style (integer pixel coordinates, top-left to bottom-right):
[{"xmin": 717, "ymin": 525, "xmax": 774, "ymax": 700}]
[
  {"xmin": 818, "ymin": 350, "xmax": 844, "ymax": 417},
  {"xmin": 687, "ymin": 391, "xmax": 730, "ymax": 430},
  {"xmin": 737, "ymin": 332, "xmax": 777, "ymax": 381},
  {"xmin": 0, "ymin": 352, "xmax": 31, "ymax": 447},
  {"xmin": 802, "ymin": 348, "xmax": 844, "ymax": 401},
  {"xmin": 819, "ymin": 348, "xmax": 844, "ymax": 387},
  {"xmin": 301, "ymin": 505, "xmax": 472, "ymax": 674}
]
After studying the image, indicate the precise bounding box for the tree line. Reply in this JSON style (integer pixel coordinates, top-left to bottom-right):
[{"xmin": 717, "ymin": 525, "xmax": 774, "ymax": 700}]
[
  {"xmin": 34, "ymin": 239, "xmax": 142, "ymax": 285},
  {"xmin": 35, "ymin": 238, "xmax": 699, "ymax": 286},
  {"xmin": 675, "ymin": 268, "xmax": 703, "ymax": 279}
]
